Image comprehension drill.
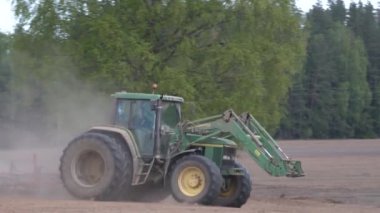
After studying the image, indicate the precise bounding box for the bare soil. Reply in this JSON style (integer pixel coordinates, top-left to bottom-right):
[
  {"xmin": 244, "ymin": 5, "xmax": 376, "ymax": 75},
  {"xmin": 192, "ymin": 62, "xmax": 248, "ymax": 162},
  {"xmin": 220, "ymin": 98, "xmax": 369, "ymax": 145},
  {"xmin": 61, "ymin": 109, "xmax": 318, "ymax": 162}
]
[{"xmin": 1, "ymin": 139, "xmax": 380, "ymax": 212}]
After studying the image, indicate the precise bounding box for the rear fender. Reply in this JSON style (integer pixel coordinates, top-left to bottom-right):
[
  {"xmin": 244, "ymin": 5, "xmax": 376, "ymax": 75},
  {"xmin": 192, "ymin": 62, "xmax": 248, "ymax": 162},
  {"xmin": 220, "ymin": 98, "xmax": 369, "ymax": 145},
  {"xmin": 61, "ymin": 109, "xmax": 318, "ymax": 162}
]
[{"xmin": 88, "ymin": 126, "xmax": 142, "ymax": 185}]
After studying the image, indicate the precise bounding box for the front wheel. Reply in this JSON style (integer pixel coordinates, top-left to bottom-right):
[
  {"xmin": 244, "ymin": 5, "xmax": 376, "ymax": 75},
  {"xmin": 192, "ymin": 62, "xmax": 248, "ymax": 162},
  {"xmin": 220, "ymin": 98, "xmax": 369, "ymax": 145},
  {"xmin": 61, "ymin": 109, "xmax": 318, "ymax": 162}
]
[
  {"xmin": 214, "ymin": 162, "xmax": 252, "ymax": 208},
  {"xmin": 170, "ymin": 155, "xmax": 223, "ymax": 205}
]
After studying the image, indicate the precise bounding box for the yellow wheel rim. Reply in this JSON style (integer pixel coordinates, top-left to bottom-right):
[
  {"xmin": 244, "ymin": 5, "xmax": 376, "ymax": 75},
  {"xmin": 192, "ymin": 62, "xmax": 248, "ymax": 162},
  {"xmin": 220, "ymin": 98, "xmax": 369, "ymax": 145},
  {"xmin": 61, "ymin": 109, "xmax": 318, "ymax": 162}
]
[
  {"xmin": 220, "ymin": 177, "xmax": 237, "ymax": 197},
  {"xmin": 178, "ymin": 166, "xmax": 206, "ymax": 197}
]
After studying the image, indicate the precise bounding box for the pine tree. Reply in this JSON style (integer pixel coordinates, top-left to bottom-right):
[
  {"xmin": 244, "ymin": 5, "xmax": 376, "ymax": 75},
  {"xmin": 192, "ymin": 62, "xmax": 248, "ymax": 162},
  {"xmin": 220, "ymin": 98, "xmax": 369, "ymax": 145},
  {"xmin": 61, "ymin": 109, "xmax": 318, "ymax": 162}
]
[
  {"xmin": 329, "ymin": 0, "xmax": 346, "ymax": 23},
  {"xmin": 279, "ymin": 3, "xmax": 371, "ymax": 138},
  {"xmin": 347, "ymin": 2, "xmax": 380, "ymax": 137}
]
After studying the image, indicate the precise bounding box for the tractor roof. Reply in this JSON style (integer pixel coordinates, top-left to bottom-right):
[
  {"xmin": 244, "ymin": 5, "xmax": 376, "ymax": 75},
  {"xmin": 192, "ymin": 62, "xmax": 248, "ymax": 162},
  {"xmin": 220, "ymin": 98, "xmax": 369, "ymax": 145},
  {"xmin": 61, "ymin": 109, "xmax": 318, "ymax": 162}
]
[{"xmin": 112, "ymin": 91, "xmax": 184, "ymax": 103}]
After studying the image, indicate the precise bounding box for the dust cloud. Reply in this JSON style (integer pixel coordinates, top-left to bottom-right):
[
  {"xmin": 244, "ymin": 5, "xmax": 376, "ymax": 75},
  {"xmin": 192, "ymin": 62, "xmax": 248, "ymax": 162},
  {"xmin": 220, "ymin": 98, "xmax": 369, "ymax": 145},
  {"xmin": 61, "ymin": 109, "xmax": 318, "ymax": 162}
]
[
  {"xmin": 0, "ymin": 79, "xmax": 112, "ymax": 149},
  {"xmin": 0, "ymin": 61, "xmax": 114, "ymax": 199}
]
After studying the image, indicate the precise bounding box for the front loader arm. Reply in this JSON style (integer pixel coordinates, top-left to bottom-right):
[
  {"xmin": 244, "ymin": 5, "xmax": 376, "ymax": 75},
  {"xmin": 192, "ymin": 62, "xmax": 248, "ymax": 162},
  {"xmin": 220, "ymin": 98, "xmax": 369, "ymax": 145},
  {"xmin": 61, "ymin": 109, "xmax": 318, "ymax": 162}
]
[{"xmin": 184, "ymin": 109, "xmax": 304, "ymax": 177}]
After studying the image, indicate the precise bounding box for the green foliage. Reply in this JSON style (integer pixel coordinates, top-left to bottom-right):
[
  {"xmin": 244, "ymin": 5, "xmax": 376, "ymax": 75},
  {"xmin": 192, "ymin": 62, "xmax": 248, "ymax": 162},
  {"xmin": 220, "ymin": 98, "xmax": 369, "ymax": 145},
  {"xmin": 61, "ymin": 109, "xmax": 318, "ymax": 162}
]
[
  {"xmin": 347, "ymin": 2, "xmax": 380, "ymax": 137},
  {"xmin": 279, "ymin": 2, "xmax": 374, "ymax": 139},
  {"xmin": 0, "ymin": 33, "xmax": 12, "ymax": 121},
  {"xmin": 4, "ymin": 0, "xmax": 380, "ymax": 140},
  {"xmin": 3, "ymin": 0, "xmax": 305, "ymax": 138}
]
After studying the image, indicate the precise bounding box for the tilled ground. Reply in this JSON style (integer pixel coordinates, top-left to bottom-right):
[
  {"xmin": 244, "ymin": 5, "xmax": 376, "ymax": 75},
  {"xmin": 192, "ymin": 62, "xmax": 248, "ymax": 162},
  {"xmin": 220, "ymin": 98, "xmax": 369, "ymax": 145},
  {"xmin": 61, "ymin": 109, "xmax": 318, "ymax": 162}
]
[{"xmin": 0, "ymin": 139, "xmax": 380, "ymax": 212}]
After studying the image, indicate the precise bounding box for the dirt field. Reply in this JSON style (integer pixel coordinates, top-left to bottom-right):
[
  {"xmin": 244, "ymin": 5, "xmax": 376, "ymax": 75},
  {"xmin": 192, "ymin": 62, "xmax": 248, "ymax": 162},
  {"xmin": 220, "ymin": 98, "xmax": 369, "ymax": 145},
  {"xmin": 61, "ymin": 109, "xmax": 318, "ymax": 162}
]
[{"xmin": 0, "ymin": 139, "xmax": 380, "ymax": 212}]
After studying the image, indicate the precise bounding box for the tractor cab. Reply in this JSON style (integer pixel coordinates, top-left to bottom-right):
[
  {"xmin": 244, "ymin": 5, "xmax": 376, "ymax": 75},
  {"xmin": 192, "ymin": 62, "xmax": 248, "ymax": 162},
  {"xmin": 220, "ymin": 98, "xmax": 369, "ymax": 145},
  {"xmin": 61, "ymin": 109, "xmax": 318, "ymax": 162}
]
[{"xmin": 111, "ymin": 91, "xmax": 184, "ymax": 159}]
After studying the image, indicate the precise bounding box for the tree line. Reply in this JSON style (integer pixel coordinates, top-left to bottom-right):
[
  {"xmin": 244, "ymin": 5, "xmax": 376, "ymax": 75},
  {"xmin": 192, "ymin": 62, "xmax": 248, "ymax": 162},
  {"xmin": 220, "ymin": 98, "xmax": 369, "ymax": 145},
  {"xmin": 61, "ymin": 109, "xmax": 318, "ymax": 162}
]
[
  {"xmin": 0, "ymin": 0, "xmax": 379, "ymax": 143},
  {"xmin": 279, "ymin": 0, "xmax": 380, "ymax": 138}
]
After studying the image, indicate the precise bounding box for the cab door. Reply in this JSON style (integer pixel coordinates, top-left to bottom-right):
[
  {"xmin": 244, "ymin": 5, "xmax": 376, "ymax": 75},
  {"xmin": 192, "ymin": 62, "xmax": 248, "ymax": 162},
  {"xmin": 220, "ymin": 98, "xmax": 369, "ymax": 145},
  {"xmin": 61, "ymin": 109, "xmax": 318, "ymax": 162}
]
[{"xmin": 115, "ymin": 99, "xmax": 156, "ymax": 158}]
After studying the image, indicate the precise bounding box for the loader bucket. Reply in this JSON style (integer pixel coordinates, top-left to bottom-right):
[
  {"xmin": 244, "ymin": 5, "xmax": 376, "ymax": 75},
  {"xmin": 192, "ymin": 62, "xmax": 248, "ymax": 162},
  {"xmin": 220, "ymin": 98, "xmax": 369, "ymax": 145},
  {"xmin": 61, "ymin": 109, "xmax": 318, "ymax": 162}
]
[{"xmin": 286, "ymin": 160, "xmax": 304, "ymax": 177}]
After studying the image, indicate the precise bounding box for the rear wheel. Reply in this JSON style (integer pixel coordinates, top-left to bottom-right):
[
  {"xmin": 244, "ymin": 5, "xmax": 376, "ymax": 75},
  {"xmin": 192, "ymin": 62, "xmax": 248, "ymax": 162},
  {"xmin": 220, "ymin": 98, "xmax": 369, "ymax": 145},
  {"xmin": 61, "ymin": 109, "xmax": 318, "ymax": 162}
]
[
  {"xmin": 214, "ymin": 162, "xmax": 252, "ymax": 207},
  {"xmin": 170, "ymin": 155, "xmax": 223, "ymax": 205},
  {"xmin": 60, "ymin": 132, "xmax": 132, "ymax": 200}
]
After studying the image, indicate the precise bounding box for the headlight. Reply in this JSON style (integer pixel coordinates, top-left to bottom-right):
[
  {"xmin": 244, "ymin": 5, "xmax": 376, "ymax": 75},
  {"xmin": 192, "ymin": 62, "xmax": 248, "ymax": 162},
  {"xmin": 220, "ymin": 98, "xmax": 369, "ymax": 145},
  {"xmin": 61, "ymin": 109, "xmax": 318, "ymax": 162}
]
[{"xmin": 223, "ymin": 147, "xmax": 236, "ymax": 160}]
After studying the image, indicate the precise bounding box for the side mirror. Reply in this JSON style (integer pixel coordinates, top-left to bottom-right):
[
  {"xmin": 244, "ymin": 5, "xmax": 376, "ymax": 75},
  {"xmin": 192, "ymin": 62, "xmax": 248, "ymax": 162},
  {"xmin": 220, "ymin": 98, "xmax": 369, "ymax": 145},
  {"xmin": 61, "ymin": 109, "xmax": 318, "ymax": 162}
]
[{"xmin": 160, "ymin": 124, "xmax": 175, "ymax": 135}]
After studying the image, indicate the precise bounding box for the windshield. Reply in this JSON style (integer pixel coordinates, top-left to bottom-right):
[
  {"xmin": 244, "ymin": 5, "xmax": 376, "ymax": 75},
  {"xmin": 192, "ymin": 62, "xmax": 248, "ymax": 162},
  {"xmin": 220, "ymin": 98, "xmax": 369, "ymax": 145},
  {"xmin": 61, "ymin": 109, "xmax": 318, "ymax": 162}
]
[{"xmin": 161, "ymin": 102, "xmax": 181, "ymax": 129}]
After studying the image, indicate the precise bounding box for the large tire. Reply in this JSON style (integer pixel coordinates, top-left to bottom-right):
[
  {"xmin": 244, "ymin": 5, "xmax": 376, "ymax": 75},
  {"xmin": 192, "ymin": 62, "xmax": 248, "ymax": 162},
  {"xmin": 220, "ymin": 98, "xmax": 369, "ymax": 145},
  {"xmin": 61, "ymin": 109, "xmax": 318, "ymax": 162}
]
[
  {"xmin": 214, "ymin": 162, "xmax": 252, "ymax": 208},
  {"xmin": 170, "ymin": 155, "xmax": 223, "ymax": 205},
  {"xmin": 59, "ymin": 132, "xmax": 133, "ymax": 200}
]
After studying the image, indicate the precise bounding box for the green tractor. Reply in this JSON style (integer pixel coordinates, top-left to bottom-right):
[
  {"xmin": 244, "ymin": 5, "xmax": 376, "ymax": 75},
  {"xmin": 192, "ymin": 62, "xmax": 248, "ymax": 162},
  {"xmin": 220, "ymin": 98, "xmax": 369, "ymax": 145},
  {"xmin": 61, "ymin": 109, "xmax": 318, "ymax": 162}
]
[{"xmin": 60, "ymin": 91, "xmax": 304, "ymax": 207}]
